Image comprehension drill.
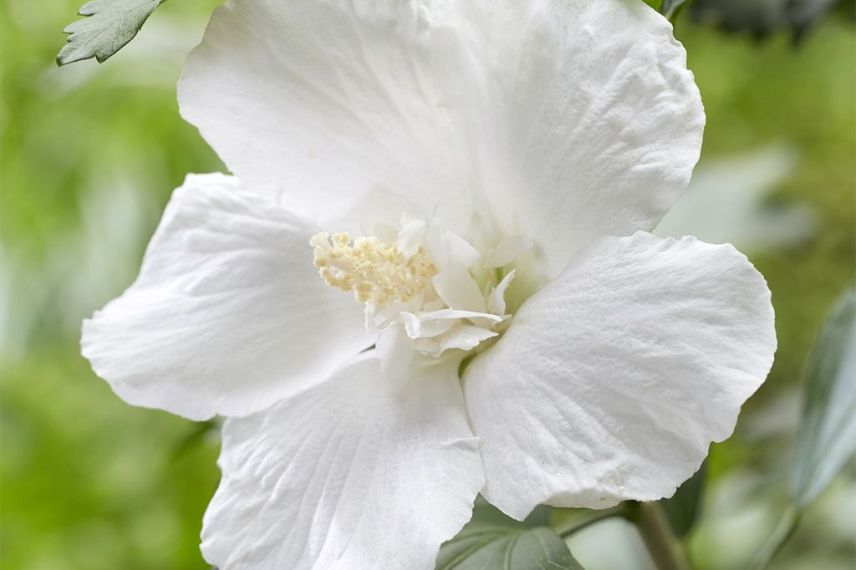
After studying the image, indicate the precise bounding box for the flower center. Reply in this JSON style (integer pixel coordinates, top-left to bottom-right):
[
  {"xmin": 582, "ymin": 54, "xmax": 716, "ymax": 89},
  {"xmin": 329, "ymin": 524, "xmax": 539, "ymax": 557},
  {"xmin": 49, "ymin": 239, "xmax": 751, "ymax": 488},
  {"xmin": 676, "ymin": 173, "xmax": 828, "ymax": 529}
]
[
  {"xmin": 310, "ymin": 232, "xmax": 436, "ymax": 306},
  {"xmin": 309, "ymin": 219, "xmax": 531, "ymax": 358}
]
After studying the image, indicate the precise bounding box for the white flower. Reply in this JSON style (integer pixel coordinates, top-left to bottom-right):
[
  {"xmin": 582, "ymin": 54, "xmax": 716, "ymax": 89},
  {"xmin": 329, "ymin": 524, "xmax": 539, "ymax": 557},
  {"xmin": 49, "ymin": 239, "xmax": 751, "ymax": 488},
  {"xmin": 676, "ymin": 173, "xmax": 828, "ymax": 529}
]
[{"xmin": 82, "ymin": 1, "xmax": 777, "ymax": 569}]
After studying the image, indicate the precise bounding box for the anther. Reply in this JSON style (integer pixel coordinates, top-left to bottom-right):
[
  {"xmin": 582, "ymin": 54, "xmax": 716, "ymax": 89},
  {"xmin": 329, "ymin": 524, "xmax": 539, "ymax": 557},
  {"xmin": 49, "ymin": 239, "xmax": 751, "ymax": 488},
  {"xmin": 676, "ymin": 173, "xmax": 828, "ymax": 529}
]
[{"xmin": 311, "ymin": 232, "xmax": 436, "ymax": 306}]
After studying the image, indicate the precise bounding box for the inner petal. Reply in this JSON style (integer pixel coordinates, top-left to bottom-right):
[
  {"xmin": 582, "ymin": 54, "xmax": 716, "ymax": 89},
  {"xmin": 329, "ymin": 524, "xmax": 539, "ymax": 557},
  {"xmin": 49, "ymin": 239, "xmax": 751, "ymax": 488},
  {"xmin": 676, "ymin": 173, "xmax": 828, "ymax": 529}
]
[{"xmin": 309, "ymin": 219, "xmax": 524, "ymax": 358}]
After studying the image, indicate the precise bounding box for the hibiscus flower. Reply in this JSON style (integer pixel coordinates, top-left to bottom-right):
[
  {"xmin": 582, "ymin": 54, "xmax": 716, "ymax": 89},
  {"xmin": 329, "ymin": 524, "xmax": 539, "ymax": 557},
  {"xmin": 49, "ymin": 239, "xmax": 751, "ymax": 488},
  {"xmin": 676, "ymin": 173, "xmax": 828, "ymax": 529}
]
[{"xmin": 82, "ymin": 0, "xmax": 777, "ymax": 568}]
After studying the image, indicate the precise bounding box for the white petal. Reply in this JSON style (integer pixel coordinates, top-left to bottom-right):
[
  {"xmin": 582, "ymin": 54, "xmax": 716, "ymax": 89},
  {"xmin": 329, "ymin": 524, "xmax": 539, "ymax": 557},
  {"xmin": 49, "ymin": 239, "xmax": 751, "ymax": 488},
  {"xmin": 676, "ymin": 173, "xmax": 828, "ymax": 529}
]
[
  {"xmin": 179, "ymin": 0, "xmax": 702, "ymax": 261},
  {"xmin": 484, "ymin": 238, "xmax": 534, "ymax": 269},
  {"xmin": 202, "ymin": 354, "xmax": 484, "ymax": 570},
  {"xmin": 465, "ymin": 1, "xmax": 705, "ymax": 277},
  {"xmin": 488, "ymin": 270, "xmax": 517, "ymax": 316},
  {"xmin": 420, "ymin": 309, "xmax": 505, "ymax": 322},
  {"xmin": 432, "ymin": 264, "xmax": 488, "ymax": 313},
  {"xmin": 434, "ymin": 325, "xmax": 497, "ymax": 355},
  {"xmin": 464, "ymin": 232, "xmax": 776, "ymax": 518},
  {"xmin": 82, "ymin": 174, "xmax": 371, "ymax": 421},
  {"xmin": 375, "ymin": 325, "xmax": 415, "ymax": 378},
  {"xmin": 179, "ymin": 0, "xmax": 480, "ymax": 232},
  {"xmin": 444, "ymin": 231, "xmax": 482, "ymax": 269},
  {"xmin": 402, "ymin": 311, "xmax": 456, "ymax": 340},
  {"xmin": 396, "ymin": 219, "xmax": 427, "ymax": 260}
]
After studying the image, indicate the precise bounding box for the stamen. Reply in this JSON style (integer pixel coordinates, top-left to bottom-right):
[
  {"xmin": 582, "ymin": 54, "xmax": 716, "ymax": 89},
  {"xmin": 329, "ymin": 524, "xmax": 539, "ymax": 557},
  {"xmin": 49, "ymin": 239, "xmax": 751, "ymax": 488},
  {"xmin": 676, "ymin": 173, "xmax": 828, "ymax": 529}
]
[{"xmin": 310, "ymin": 232, "xmax": 437, "ymax": 305}]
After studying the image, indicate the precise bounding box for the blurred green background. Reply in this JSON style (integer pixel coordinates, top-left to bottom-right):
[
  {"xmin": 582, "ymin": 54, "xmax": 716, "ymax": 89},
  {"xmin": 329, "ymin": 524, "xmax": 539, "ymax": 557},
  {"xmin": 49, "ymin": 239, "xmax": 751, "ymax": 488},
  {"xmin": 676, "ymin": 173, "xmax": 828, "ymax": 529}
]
[{"xmin": 1, "ymin": 1, "xmax": 853, "ymax": 569}]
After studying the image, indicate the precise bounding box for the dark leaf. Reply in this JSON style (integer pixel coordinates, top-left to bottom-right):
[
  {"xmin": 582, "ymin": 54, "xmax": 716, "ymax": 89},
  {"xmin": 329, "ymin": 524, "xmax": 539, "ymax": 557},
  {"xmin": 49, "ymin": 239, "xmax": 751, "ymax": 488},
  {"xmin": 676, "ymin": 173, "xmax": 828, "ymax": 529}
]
[
  {"xmin": 689, "ymin": 0, "xmax": 840, "ymax": 43},
  {"xmin": 468, "ymin": 496, "xmax": 551, "ymax": 529},
  {"xmin": 436, "ymin": 527, "xmax": 585, "ymax": 570},
  {"xmin": 437, "ymin": 499, "xmax": 585, "ymax": 569},
  {"xmin": 661, "ymin": 461, "xmax": 706, "ymax": 538}
]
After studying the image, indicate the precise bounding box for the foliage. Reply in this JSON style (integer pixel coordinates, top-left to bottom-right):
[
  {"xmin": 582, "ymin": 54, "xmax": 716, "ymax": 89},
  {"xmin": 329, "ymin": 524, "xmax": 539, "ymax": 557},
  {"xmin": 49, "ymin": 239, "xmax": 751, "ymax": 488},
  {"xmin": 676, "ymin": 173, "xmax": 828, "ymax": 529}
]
[
  {"xmin": 437, "ymin": 501, "xmax": 585, "ymax": 570},
  {"xmin": 689, "ymin": 0, "xmax": 847, "ymax": 42},
  {"xmin": 748, "ymin": 288, "xmax": 855, "ymax": 570},
  {"xmin": 438, "ymin": 527, "xmax": 584, "ymax": 570},
  {"xmin": 662, "ymin": 0, "xmax": 690, "ymax": 20},
  {"xmin": 57, "ymin": 0, "xmax": 163, "ymax": 65},
  {"xmin": 791, "ymin": 288, "xmax": 856, "ymax": 507},
  {"xmin": 662, "ymin": 463, "xmax": 707, "ymax": 538}
]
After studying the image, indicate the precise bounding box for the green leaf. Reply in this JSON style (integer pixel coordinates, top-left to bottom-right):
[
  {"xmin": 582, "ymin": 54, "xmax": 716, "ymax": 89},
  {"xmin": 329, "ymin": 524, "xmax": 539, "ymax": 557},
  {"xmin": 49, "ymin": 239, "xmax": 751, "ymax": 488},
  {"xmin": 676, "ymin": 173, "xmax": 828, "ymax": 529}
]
[
  {"xmin": 661, "ymin": 461, "xmax": 706, "ymax": 538},
  {"xmin": 57, "ymin": 0, "xmax": 164, "ymax": 66},
  {"xmin": 437, "ymin": 499, "xmax": 585, "ymax": 569},
  {"xmin": 660, "ymin": 0, "xmax": 688, "ymax": 20},
  {"xmin": 170, "ymin": 420, "xmax": 219, "ymax": 463},
  {"xmin": 790, "ymin": 288, "xmax": 856, "ymax": 509},
  {"xmin": 436, "ymin": 527, "xmax": 585, "ymax": 570},
  {"xmin": 468, "ymin": 496, "xmax": 551, "ymax": 529},
  {"xmin": 745, "ymin": 508, "xmax": 800, "ymax": 570}
]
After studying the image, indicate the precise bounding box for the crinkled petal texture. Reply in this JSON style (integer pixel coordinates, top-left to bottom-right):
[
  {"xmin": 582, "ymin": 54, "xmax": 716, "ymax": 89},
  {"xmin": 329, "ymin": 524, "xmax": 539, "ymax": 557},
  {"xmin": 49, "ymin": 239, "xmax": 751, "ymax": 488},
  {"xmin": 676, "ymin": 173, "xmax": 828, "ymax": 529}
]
[
  {"xmin": 202, "ymin": 354, "xmax": 483, "ymax": 570},
  {"xmin": 464, "ymin": 232, "xmax": 776, "ymax": 518},
  {"xmin": 82, "ymin": 174, "xmax": 371, "ymax": 421},
  {"xmin": 455, "ymin": 1, "xmax": 705, "ymax": 276},
  {"xmin": 179, "ymin": 0, "xmax": 480, "ymax": 233},
  {"xmin": 179, "ymin": 0, "xmax": 704, "ymax": 274}
]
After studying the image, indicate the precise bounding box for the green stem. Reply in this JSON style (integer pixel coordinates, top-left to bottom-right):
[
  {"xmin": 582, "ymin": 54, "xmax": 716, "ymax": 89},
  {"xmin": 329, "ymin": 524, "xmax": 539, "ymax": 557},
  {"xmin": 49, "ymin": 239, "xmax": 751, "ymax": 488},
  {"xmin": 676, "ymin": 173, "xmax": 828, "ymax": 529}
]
[
  {"xmin": 556, "ymin": 505, "xmax": 627, "ymax": 538},
  {"xmin": 627, "ymin": 502, "xmax": 691, "ymax": 570},
  {"xmin": 746, "ymin": 508, "xmax": 801, "ymax": 570}
]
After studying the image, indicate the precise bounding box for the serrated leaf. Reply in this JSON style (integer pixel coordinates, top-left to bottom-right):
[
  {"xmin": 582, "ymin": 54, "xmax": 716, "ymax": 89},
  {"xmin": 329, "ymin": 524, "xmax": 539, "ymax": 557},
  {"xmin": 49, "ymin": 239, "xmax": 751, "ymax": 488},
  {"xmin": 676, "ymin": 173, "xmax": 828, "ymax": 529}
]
[
  {"xmin": 436, "ymin": 527, "xmax": 585, "ymax": 570},
  {"xmin": 661, "ymin": 461, "xmax": 706, "ymax": 538},
  {"xmin": 57, "ymin": 0, "xmax": 164, "ymax": 66},
  {"xmin": 791, "ymin": 288, "xmax": 856, "ymax": 508}
]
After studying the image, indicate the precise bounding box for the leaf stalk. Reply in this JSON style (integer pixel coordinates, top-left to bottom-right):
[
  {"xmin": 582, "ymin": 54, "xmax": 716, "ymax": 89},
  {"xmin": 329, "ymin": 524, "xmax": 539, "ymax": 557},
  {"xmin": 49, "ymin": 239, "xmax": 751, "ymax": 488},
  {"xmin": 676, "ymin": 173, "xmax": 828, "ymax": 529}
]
[
  {"xmin": 627, "ymin": 501, "xmax": 691, "ymax": 570},
  {"xmin": 745, "ymin": 507, "xmax": 801, "ymax": 570}
]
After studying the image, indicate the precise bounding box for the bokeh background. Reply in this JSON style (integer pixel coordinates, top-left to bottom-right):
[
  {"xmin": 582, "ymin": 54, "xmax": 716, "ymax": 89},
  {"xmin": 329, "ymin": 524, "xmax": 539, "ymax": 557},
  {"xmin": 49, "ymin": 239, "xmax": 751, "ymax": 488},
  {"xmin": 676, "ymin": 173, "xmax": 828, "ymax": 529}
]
[{"xmin": 1, "ymin": 1, "xmax": 854, "ymax": 569}]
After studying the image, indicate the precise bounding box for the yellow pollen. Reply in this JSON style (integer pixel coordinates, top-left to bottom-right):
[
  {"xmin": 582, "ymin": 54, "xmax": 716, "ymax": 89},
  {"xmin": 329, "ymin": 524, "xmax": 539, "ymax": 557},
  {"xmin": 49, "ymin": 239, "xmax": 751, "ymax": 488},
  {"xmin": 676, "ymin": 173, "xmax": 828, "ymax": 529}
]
[{"xmin": 310, "ymin": 232, "xmax": 437, "ymax": 305}]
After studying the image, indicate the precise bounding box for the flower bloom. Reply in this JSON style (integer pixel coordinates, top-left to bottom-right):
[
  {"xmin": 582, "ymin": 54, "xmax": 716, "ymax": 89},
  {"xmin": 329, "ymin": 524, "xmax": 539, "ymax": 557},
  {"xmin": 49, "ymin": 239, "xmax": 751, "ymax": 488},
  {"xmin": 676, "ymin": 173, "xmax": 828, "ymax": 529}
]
[{"xmin": 83, "ymin": 1, "xmax": 777, "ymax": 568}]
